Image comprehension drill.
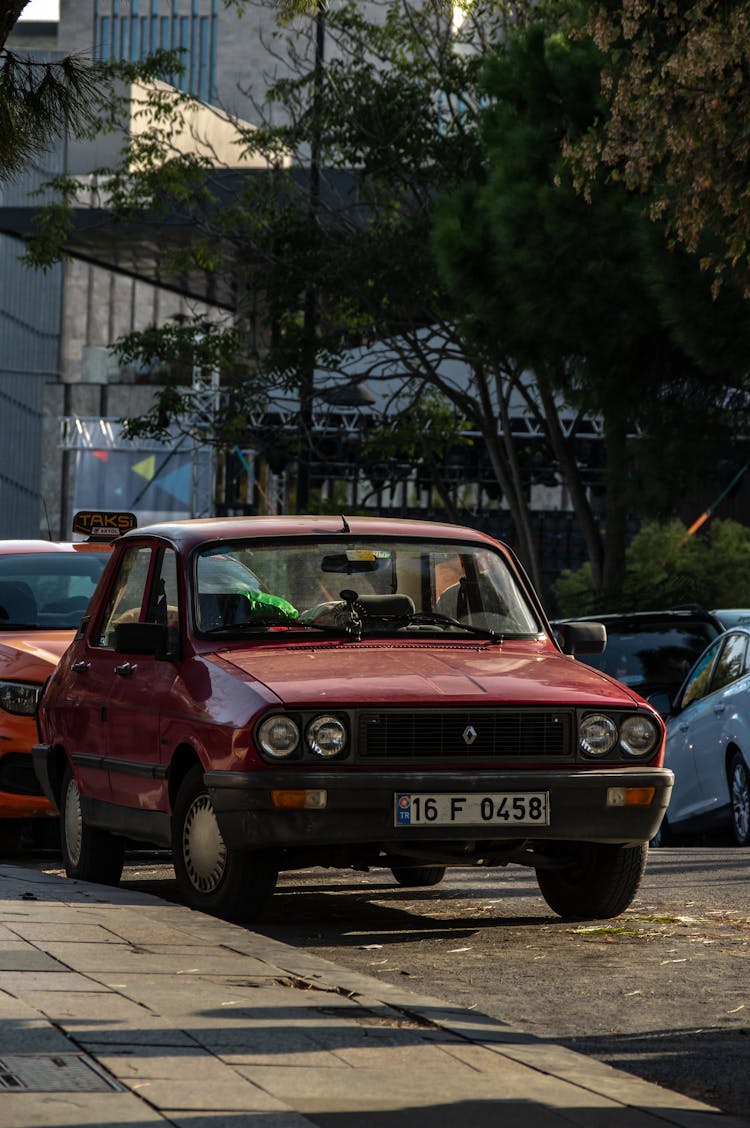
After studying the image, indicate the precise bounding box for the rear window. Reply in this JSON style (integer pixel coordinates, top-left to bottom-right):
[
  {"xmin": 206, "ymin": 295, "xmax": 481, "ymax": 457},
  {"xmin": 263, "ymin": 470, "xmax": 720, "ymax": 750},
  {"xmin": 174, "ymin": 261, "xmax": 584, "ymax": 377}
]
[{"xmin": 580, "ymin": 621, "xmax": 720, "ymax": 690}]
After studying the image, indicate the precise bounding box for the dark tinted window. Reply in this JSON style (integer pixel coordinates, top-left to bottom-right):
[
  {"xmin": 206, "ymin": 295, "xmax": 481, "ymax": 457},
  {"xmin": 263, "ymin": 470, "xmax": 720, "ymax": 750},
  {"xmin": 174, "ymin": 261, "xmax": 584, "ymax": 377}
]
[
  {"xmin": 0, "ymin": 552, "xmax": 108, "ymax": 629},
  {"xmin": 581, "ymin": 621, "xmax": 720, "ymax": 691},
  {"xmin": 711, "ymin": 633, "xmax": 748, "ymax": 693}
]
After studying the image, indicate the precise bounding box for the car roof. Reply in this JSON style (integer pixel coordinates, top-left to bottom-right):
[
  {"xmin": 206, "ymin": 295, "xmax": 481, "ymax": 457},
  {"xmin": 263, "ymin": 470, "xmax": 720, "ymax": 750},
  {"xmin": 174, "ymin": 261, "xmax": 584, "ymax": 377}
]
[
  {"xmin": 0, "ymin": 540, "xmax": 108, "ymax": 554},
  {"xmin": 120, "ymin": 515, "xmax": 508, "ymax": 553}
]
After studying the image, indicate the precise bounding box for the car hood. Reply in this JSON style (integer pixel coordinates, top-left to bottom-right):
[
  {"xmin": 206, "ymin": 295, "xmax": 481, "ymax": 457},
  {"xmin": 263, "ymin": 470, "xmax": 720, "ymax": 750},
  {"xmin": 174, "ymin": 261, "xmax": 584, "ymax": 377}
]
[
  {"xmin": 0, "ymin": 630, "xmax": 74, "ymax": 674},
  {"xmin": 218, "ymin": 641, "xmax": 643, "ymax": 708}
]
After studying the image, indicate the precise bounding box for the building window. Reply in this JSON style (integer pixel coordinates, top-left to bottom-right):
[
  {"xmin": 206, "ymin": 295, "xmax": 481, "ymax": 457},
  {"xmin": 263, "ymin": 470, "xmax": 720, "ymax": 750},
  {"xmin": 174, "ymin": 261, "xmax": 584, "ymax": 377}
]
[{"xmin": 93, "ymin": 1, "xmax": 217, "ymax": 102}]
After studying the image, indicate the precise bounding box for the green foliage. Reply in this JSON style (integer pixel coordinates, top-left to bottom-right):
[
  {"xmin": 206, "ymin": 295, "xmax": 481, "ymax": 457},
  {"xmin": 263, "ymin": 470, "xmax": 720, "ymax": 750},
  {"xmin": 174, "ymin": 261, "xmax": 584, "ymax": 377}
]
[
  {"xmin": 0, "ymin": 50, "xmax": 106, "ymax": 180},
  {"xmin": 555, "ymin": 518, "xmax": 750, "ymax": 615}
]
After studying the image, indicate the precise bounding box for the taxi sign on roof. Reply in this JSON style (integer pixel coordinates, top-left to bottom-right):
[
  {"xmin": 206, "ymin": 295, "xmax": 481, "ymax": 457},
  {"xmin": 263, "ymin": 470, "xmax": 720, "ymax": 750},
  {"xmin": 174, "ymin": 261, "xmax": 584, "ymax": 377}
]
[{"xmin": 72, "ymin": 511, "xmax": 137, "ymax": 540}]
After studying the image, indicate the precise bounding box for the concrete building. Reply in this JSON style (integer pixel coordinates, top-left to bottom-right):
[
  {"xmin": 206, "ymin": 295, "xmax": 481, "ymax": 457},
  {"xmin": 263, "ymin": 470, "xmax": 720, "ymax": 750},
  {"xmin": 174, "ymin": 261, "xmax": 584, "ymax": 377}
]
[{"xmin": 1, "ymin": 4, "xmax": 273, "ymax": 538}]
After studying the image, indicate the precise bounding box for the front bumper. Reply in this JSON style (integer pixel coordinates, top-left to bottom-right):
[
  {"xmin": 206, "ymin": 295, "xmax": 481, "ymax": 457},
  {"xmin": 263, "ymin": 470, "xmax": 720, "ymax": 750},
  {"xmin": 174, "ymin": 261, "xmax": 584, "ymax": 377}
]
[{"xmin": 206, "ymin": 767, "xmax": 673, "ymax": 850}]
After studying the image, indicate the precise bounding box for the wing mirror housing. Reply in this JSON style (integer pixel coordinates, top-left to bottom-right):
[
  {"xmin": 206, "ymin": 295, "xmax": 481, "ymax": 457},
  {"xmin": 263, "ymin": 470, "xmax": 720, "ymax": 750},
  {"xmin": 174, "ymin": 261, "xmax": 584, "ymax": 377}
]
[
  {"xmin": 113, "ymin": 621, "xmax": 173, "ymax": 658},
  {"xmin": 556, "ymin": 621, "xmax": 607, "ymax": 656}
]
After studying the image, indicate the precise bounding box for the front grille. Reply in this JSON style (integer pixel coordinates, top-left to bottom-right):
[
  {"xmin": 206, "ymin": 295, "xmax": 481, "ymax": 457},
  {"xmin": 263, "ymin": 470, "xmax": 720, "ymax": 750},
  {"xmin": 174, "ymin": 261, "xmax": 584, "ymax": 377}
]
[
  {"xmin": 357, "ymin": 709, "xmax": 574, "ymax": 763},
  {"xmin": 0, "ymin": 753, "xmax": 43, "ymax": 796}
]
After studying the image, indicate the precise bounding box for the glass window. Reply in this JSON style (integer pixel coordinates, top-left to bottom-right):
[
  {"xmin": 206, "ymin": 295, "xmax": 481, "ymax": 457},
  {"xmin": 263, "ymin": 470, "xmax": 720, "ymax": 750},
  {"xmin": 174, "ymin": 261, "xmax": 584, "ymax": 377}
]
[
  {"xmin": 680, "ymin": 640, "xmax": 722, "ymax": 708},
  {"xmin": 193, "ymin": 538, "xmax": 540, "ymax": 637},
  {"xmin": 581, "ymin": 622, "xmax": 719, "ymax": 691},
  {"xmin": 97, "ymin": 546, "xmax": 153, "ymax": 647},
  {"xmin": 0, "ymin": 552, "xmax": 108, "ymax": 630},
  {"xmin": 710, "ymin": 633, "xmax": 748, "ymax": 693}
]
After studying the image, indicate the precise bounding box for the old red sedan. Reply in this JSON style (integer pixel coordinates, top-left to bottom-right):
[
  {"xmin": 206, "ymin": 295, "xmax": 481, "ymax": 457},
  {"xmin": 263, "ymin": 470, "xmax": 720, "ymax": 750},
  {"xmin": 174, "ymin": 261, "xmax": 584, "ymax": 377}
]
[{"xmin": 34, "ymin": 516, "xmax": 671, "ymax": 921}]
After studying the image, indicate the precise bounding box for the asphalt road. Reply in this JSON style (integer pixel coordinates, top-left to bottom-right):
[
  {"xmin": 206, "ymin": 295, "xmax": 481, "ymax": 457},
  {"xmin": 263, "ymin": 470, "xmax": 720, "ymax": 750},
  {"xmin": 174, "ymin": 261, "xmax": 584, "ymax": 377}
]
[{"xmin": 22, "ymin": 844, "xmax": 750, "ymax": 1120}]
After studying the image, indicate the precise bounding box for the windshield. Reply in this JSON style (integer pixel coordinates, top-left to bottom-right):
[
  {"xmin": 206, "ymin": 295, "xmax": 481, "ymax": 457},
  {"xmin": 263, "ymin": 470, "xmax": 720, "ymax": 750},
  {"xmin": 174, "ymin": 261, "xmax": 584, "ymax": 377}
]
[
  {"xmin": 0, "ymin": 552, "xmax": 108, "ymax": 629},
  {"xmin": 194, "ymin": 538, "xmax": 541, "ymax": 639}
]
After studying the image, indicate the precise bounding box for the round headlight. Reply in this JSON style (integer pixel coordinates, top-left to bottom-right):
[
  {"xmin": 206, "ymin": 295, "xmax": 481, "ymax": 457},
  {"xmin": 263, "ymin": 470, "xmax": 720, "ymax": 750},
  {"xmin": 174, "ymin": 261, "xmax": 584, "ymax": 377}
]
[
  {"xmin": 257, "ymin": 715, "xmax": 300, "ymax": 759},
  {"xmin": 307, "ymin": 715, "xmax": 347, "ymax": 759},
  {"xmin": 620, "ymin": 714, "xmax": 659, "ymax": 757},
  {"xmin": 580, "ymin": 713, "xmax": 618, "ymax": 757}
]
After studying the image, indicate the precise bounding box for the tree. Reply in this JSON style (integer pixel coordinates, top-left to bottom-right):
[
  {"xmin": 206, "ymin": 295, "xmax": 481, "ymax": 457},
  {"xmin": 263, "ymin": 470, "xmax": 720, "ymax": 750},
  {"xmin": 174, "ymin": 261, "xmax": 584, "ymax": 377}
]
[
  {"xmin": 433, "ymin": 16, "xmax": 748, "ymax": 601},
  {"xmin": 570, "ymin": 0, "xmax": 750, "ymax": 295},
  {"xmin": 21, "ymin": 0, "xmax": 747, "ymax": 600},
  {"xmin": 0, "ymin": 0, "xmax": 105, "ymax": 179},
  {"xmin": 555, "ymin": 518, "xmax": 750, "ymax": 615}
]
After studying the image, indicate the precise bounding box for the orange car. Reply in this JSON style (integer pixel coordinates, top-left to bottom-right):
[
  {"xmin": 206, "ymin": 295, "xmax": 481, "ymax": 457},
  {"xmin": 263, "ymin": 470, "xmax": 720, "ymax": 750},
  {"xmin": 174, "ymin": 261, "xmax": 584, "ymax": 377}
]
[{"xmin": 0, "ymin": 513, "xmax": 134, "ymax": 845}]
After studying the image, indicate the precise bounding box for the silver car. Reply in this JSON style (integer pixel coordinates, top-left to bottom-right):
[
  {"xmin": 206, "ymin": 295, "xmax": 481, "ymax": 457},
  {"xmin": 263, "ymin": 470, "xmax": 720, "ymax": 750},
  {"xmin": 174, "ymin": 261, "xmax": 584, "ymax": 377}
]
[{"xmin": 660, "ymin": 628, "xmax": 750, "ymax": 846}]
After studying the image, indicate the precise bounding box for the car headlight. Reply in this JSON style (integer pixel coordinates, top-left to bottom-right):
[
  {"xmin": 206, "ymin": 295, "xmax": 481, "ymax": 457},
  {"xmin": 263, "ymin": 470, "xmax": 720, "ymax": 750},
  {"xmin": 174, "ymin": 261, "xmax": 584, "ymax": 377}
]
[
  {"xmin": 580, "ymin": 713, "xmax": 618, "ymax": 757},
  {"xmin": 307, "ymin": 715, "xmax": 347, "ymax": 758},
  {"xmin": 257, "ymin": 715, "xmax": 300, "ymax": 759},
  {"xmin": 0, "ymin": 680, "xmax": 41, "ymax": 716},
  {"xmin": 620, "ymin": 714, "xmax": 660, "ymax": 757}
]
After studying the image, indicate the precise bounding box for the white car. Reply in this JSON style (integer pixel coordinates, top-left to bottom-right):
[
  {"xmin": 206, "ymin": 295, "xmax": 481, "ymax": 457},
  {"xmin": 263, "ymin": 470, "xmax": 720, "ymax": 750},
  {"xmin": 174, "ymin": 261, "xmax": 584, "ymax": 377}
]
[{"xmin": 660, "ymin": 628, "xmax": 750, "ymax": 846}]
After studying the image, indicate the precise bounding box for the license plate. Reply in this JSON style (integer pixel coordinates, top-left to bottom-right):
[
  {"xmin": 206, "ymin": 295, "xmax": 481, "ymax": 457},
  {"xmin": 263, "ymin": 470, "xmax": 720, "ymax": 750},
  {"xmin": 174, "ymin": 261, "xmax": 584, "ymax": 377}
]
[{"xmin": 394, "ymin": 791, "xmax": 549, "ymax": 827}]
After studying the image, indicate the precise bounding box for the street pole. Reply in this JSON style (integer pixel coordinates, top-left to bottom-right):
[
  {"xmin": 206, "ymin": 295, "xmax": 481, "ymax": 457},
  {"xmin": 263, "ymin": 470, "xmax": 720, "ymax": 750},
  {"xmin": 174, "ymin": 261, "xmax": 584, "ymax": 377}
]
[{"xmin": 297, "ymin": 0, "xmax": 326, "ymax": 512}]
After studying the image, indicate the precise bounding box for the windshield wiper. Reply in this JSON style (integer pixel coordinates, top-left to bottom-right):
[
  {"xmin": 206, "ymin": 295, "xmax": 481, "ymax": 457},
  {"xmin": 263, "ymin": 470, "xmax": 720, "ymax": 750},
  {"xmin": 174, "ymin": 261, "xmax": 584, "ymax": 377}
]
[
  {"xmin": 202, "ymin": 617, "xmax": 353, "ymax": 638},
  {"xmin": 405, "ymin": 611, "xmax": 504, "ymax": 642},
  {"xmin": 202, "ymin": 616, "xmax": 295, "ymax": 636}
]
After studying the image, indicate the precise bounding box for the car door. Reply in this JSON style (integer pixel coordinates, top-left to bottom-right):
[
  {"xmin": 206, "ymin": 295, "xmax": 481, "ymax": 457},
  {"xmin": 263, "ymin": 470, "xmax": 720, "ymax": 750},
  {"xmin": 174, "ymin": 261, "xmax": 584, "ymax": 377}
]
[
  {"xmin": 666, "ymin": 638, "xmax": 722, "ymax": 824},
  {"xmin": 691, "ymin": 631, "xmax": 749, "ymax": 812},
  {"xmin": 100, "ymin": 544, "xmax": 180, "ymax": 810}
]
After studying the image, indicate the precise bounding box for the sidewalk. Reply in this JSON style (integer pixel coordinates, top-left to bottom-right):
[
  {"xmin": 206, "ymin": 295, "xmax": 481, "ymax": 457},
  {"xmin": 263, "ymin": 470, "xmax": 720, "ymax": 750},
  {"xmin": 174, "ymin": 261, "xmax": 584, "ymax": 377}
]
[{"xmin": 0, "ymin": 864, "xmax": 745, "ymax": 1128}]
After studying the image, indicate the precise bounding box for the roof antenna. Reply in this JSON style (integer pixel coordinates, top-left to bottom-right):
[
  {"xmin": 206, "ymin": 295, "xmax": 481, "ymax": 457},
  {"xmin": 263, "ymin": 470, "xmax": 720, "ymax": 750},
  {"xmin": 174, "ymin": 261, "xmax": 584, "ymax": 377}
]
[
  {"xmin": 340, "ymin": 514, "xmax": 351, "ymax": 533},
  {"xmin": 41, "ymin": 497, "xmax": 53, "ymax": 541}
]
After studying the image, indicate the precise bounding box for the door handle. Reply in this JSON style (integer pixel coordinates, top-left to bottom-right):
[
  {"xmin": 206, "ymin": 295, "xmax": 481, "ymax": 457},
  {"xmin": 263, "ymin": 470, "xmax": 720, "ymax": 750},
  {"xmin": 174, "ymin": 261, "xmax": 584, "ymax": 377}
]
[
  {"xmin": 114, "ymin": 662, "xmax": 136, "ymax": 677},
  {"xmin": 71, "ymin": 660, "xmax": 90, "ymax": 673}
]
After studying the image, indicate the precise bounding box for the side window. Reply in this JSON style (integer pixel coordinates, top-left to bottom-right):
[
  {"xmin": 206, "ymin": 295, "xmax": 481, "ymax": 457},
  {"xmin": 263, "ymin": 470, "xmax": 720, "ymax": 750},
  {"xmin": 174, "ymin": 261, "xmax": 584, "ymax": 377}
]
[
  {"xmin": 97, "ymin": 546, "xmax": 152, "ymax": 647},
  {"xmin": 710, "ymin": 633, "xmax": 748, "ymax": 694},
  {"xmin": 680, "ymin": 640, "xmax": 722, "ymax": 708},
  {"xmin": 145, "ymin": 549, "xmax": 179, "ymax": 631}
]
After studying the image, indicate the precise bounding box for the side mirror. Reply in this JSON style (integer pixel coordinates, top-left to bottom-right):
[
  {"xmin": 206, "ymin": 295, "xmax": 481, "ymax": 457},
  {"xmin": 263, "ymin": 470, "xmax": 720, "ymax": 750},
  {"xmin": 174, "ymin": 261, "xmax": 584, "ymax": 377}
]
[
  {"xmin": 556, "ymin": 621, "xmax": 607, "ymax": 656},
  {"xmin": 113, "ymin": 621, "xmax": 173, "ymax": 658}
]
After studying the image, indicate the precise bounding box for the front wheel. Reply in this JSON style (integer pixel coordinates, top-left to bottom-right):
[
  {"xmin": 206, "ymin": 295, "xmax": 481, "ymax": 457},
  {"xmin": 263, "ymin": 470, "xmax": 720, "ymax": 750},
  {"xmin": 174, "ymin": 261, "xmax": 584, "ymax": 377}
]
[
  {"xmin": 172, "ymin": 765, "xmax": 278, "ymax": 922},
  {"xmin": 728, "ymin": 752, "xmax": 750, "ymax": 846},
  {"xmin": 390, "ymin": 864, "xmax": 446, "ymax": 887},
  {"xmin": 60, "ymin": 765, "xmax": 124, "ymax": 885},
  {"xmin": 535, "ymin": 842, "xmax": 648, "ymax": 920}
]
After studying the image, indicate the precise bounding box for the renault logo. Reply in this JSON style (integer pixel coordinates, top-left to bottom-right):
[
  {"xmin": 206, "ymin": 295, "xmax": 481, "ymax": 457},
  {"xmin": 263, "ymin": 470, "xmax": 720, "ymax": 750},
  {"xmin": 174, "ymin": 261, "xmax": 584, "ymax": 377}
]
[{"xmin": 462, "ymin": 725, "xmax": 478, "ymax": 746}]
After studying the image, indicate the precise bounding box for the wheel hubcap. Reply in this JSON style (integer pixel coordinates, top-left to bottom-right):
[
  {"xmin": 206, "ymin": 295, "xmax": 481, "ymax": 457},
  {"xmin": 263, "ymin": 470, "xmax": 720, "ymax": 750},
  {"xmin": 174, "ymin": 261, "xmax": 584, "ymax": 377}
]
[
  {"xmin": 731, "ymin": 762, "xmax": 749, "ymax": 842},
  {"xmin": 182, "ymin": 794, "xmax": 227, "ymax": 893},
  {"xmin": 64, "ymin": 777, "xmax": 83, "ymax": 866}
]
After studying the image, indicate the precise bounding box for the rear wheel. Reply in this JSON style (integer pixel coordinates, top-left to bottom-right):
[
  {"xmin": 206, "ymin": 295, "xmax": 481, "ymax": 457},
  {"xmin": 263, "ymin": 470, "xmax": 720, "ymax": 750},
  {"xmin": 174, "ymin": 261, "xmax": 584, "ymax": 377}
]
[
  {"xmin": 390, "ymin": 864, "xmax": 446, "ymax": 888},
  {"xmin": 535, "ymin": 843, "xmax": 648, "ymax": 920},
  {"xmin": 172, "ymin": 765, "xmax": 277, "ymax": 922},
  {"xmin": 728, "ymin": 752, "xmax": 750, "ymax": 846},
  {"xmin": 60, "ymin": 765, "xmax": 124, "ymax": 885}
]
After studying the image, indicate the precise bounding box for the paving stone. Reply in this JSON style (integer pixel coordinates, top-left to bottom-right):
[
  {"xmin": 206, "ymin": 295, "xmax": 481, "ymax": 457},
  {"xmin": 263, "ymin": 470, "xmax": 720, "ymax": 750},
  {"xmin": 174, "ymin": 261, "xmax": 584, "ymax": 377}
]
[
  {"xmin": 0, "ymin": 971, "xmax": 109, "ymax": 994},
  {"xmin": 38, "ymin": 941, "xmax": 272, "ymax": 976},
  {"xmin": 0, "ymin": 949, "xmax": 66, "ymax": 972},
  {"xmin": 0, "ymin": 1092, "xmax": 166, "ymax": 1127},
  {"xmin": 119, "ymin": 1076, "xmax": 292, "ymax": 1112}
]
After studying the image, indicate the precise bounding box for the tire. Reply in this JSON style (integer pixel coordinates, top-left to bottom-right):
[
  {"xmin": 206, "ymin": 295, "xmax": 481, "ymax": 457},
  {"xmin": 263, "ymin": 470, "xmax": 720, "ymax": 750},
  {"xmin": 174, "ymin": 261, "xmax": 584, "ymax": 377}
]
[
  {"xmin": 390, "ymin": 864, "xmax": 446, "ymax": 888},
  {"xmin": 728, "ymin": 752, "xmax": 750, "ymax": 846},
  {"xmin": 60, "ymin": 765, "xmax": 124, "ymax": 885},
  {"xmin": 172, "ymin": 765, "xmax": 278, "ymax": 922},
  {"xmin": 535, "ymin": 842, "xmax": 648, "ymax": 920}
]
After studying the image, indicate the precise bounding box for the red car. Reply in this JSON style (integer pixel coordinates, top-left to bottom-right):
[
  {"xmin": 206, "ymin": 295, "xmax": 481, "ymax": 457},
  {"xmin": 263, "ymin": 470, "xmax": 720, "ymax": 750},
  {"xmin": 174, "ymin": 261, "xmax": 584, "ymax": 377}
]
[
  {"xmin": 0, "ymin": 519, "xmax": 128, "ymax": 846},
  {"xmin": 34, "ymin": 516, "xmax": 672, "ymax": 921}
]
